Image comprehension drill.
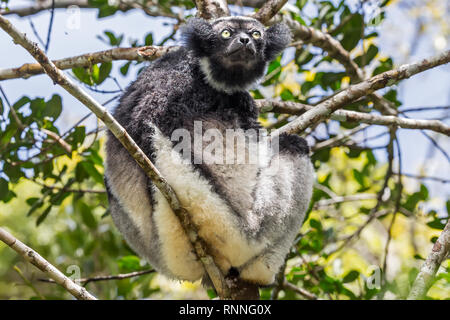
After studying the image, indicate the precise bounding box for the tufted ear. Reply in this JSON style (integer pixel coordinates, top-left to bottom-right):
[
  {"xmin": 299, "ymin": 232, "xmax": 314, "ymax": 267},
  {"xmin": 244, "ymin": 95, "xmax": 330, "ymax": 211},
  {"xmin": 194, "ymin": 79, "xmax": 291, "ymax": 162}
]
[
  {"xmin": 264, "ymin": 23, "xmax": 292, "ymax": 61},
  {"xmin": 181, "ymin": 18, "xmax": 216, "ymax": 57}
]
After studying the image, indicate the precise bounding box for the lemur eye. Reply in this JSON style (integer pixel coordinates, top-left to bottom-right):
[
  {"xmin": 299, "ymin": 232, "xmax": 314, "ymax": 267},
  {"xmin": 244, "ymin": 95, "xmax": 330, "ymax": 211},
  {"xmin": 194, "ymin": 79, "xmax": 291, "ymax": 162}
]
[
  {"xmin": 251, "ymin": 31, "xmax": 261, "ymax": 39},
  {"xmin": 221, "ymin": 29, "xmax": 231, "ymax": 39}
]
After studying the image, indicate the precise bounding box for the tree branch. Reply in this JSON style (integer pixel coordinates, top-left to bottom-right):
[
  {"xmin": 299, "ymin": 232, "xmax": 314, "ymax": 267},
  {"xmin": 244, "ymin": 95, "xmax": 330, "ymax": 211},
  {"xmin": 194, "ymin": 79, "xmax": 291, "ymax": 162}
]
[
  {"xmin": 311, "ymin": 124, "xmax": 370, "ymax": 151},
  {"xmin": 0, "ymin": 13, "xmax": 230, "ymax": 299},
  {"xmin": 39, "ymin": 269, "xmax": 155, "ymax": 286},
  {"xmin": 251, "ymin": 0, "xmax": 287, "ymax": 24},
  {"xmin": 195, "ymin": 0, "xmax": 230, "ymax": 20},
  {"xmin": 256, "ymin": 99, "xmax": 450, "ymax": 136},
  {"xmin": 41, "ymin": 128, "xmax": 72, "ymax": 154},
  {"xmin": 313, "ymin": 193, "xmax": 377, "ymax": 209},
  {"xmin": 228, "ymin": 0, "xmax": 266, "ymax": 7},
  {"xmin": 1, "ymin": 0, "xmax": 89, "ymax": 17},
  {"xmin": 270, "ymin": 50, "xmax": 450, "ymax": 137},
  {"xmin": 0, "ymin": 227, "xmax": 97, "ymax": 300},
  {"xmin": 1, "ymin": 0, "xmax": 179, "ymax": 20},
  {"xmin": 408, "ymin": 220, "xmax": 450, "ymax": 299},
  {"xmin": 0, "ymin": 46, "xmax": 177, "ymax": 81},
  {"xmin": 283, "ymin": 281, "xmax": 318, "ymax": 300}
]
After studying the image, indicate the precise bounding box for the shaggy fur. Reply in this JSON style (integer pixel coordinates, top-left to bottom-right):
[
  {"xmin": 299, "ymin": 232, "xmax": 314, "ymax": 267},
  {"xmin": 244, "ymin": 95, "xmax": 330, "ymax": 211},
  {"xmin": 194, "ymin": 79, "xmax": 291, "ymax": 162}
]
[{"xmin": 105, "ymin": 16, "xmax": 314, "ymax": 285}]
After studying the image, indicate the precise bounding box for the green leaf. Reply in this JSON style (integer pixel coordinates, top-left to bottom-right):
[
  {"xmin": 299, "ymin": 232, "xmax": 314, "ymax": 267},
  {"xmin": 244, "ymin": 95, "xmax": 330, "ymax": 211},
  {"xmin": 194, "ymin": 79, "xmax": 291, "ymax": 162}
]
[
  {"xmin": 144, "ymin": 33, "xmax": 153, "ymax": 45},
  {"xmin": 343, "ymin": 270, "xmax": 359, "ymax": 283},
  {"xmin": 339, "ymin": 14, "xmax": 363, "ymax": 51},
  {"xmin": 3, "ymin": 161, "xmax": 23, "ymax": 183},
  {"xmin": 98, "ymin": 4, "xmax": 118, "ymax": 18},
  {"xmin": 373, "ymin": 58, "xmax": 393, "ymax": 76},
  {"xmin": 354, "ymin": 44, "xmax": 379, "ymax": 67},
  {"xmin": 12, "ymin": 96, "xmax": 31, "ymax": 110},
  {"xmin": 44, "ymin": 94, "xmax": 63, "ymax": 119},
  {"xmin": 118, "ymin": 255, "xmax": 142, "ymax": 272},
  {"xmin": 353, "ymin": 169, "xmax": 365, "ymax": 187},
  {"xmin": 73, "ymin": 67, "xmax": 93, "ymax": 85},
  {"xmin": 207, "ymin": 289, "xmax": 218, "ymax": 299},
  {"xmin": 0, "ymin": 178, "xmax": 9, "ymax": 201},
  {"xmin": 120, "ymin": 61, "xmax": 131, "ymax": 76},
  {"xmin": 26, "ymin": 197, "xmax": 40, "ymax": 206},
  {"xmin": 309, "ymin": 218, "xmax": 322, "ymax": 230},
  {"xmin": 427, "ymin": 218, "xmax": 446, "ymax": 230},
  {"xmin": 80, "ymin": 161, "xmax": 103, "ymax": 184},
  {"xmin": 30, "ymin": 98, "xmax": 46, "ymax": 119},
  {"xmin": 97, "ymin": 62, "xmax": 112, "ymax": 84},
  {"xmin": 68, "ymin": 126, "xmax": 86, "ymax": 148},
  {"xmin": 85, "ymin": 148, "xmax": 103, "ymax": 166},
  {"xmin": 78, "ymin": 202, "xmax": 98, "ymax": 229},
  {"xmin": 36, "ymin": 206, "xmax": 52, "ymax": 226},
  {"xmin": 102, "ymin": 30, "xmax": 123, "ymax": 46}
]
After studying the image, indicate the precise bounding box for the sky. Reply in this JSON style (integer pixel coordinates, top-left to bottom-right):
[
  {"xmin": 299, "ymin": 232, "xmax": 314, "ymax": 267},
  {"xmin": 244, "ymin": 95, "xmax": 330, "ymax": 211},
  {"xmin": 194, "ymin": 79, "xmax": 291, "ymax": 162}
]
[{"xmin": 0, "ymin": 0, "xmax": 449, "ymax": 213}]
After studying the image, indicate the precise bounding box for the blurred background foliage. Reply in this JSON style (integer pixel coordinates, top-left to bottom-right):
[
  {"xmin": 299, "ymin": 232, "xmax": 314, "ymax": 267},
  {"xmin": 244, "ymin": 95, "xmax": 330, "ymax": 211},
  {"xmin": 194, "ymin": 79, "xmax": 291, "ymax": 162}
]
[{"xmin": 0, "ymin": 0, "xmax": 449, "ymax": 299}]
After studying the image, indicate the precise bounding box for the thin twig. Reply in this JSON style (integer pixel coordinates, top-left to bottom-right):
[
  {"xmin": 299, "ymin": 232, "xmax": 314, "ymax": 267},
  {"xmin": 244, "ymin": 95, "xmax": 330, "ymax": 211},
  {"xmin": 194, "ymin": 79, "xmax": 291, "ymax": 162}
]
[
  {"xmin": 44, "ymin": 0, "xmax": 55, "ymax": 53},
  {"xmin": 0, "ymin": 227, "xmax": 96, "ymax": 300},
  {"xmin": 39, "ymin": 269, "xmax": 155, "ymax": 286},
  {"xmin": 283, "ymin": 281, "xmax": 318, "ymax": 300}
]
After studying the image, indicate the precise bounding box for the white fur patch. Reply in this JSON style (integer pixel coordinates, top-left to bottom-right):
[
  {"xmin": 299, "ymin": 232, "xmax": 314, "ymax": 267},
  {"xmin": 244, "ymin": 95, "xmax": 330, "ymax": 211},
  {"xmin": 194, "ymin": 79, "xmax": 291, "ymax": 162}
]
[
  {"xmin": 152, "ymin": 186, "xmax": 204, "ymax": 281},
  {"xmin": 151, "ymin": 127, "xmax": 269, "ymax": 277}
]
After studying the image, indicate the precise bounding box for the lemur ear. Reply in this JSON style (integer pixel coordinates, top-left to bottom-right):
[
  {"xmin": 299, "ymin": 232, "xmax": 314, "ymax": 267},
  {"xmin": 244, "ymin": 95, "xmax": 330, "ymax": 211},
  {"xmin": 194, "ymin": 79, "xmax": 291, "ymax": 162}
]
[
  {"xmin": 264, "ymin": 23, "xmax": 292, "ymax": 61},
  {"xmin": 181, "ymin": 18, "xmax": 215, "ymax": 57}
]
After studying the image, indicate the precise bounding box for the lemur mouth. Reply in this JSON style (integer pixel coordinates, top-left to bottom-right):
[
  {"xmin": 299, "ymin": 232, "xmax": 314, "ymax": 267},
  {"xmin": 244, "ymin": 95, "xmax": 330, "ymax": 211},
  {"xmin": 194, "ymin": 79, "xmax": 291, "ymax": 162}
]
[
  {"xmin": 226, "ymin": 46, "xmax": 256, "ymax": 62},
  {"xmin": 228, "ymin": 46, "xmax": 255, "ymax": 56}
]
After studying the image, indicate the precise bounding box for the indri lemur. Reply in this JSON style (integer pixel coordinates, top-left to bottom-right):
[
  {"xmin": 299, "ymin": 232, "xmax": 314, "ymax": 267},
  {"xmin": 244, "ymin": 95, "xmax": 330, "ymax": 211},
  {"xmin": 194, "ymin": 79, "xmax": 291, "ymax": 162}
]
[{"xmin": 105, "ymin": 16, "xmax": 314, "ymax": 285}]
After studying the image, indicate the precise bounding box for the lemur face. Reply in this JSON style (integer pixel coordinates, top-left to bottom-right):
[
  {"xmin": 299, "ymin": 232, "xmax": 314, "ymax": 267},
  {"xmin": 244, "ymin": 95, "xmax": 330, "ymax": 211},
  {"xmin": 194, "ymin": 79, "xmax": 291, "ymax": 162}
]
[
  {"xmin": 210, "ymin": 17, "xmax": 266, "ymax": 68},
  {"xmin": 182, "ymin": 16, "xmax": 291, "ymax": 93}
]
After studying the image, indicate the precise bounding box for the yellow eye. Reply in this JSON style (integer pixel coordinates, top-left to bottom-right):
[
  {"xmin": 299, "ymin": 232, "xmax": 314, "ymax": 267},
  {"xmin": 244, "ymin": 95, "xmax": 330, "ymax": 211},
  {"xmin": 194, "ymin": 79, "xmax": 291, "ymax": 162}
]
[
  {"xmin": 221, "ymin": 29, "xmax": 231, "ymax": 39},
  {"xmin": 252, "ymin": 31, "xmax": 261, "ymax": 39}
]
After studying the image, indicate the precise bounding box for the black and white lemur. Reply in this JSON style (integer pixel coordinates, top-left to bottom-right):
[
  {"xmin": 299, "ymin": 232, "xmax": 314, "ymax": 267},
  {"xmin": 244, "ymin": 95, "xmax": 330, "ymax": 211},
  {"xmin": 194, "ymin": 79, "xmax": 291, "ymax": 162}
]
[{"xmin": 104, "ymin": 16, "xmax": 314, "ymax": 286}]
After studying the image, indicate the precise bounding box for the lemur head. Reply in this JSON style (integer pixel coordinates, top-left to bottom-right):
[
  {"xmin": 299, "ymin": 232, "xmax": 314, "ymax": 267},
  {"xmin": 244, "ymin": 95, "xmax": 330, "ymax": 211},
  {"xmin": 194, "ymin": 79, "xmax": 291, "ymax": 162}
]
[{"xmin": 182, "ymin": 16, "xmax": 291, "ymax": 94}]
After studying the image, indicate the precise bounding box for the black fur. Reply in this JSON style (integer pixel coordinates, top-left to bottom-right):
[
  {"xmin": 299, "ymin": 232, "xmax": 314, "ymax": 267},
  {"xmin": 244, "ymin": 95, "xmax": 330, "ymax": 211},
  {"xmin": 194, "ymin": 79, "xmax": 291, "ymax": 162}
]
[
  {"xmin": 264, "ymin": 23, "xmax": 292, "ymax": 61},
  {"xmin": 278, "ymin": 133, "xmax": 310, "ymax": 156},
  {"xmin": 182, "ymin": 17, "xmax": 292, "ymax": 90}
]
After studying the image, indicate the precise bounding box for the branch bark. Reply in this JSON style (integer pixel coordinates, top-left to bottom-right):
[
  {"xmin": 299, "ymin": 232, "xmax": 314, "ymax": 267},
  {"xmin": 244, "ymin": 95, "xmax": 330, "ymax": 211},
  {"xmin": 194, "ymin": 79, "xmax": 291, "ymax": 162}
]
[
  {"xmin": 0, "ymin": 227, "xmax": 97, "ymax": 300},
  {"xmin": 0, "ymin": 13, "xmax": 230, "ymax": 299},
  {"xmin": 283, "ymin": 281, "xmax": 318, "ymax": 300},
  {"xmin": 1, "ymin": 0, "xmax": 179, "ymax": 19},
  {"xmin": 0, "ymin": 46, "xmax": 177, "ymax": 81},
  {"xmin": 251, "ymin": 0, "xmax": 288, "ymax": 24},
  {"xmin": 270, "ymin": 50, "xmax": 450, "ymax": 137},
  {"xmin": 257, "ymin": 100, "xmax": 450, "ymax": 136},
  {"xmin": 408, "ymin": 220, "xmax": 450, "ymax": 300},
  {"xmin": 40, "ymin": 269, "xmax": 155, "ymax": 286},
  {"xmin": 194, "ymin": 0, "xmax": 230, "ymax": 20}
]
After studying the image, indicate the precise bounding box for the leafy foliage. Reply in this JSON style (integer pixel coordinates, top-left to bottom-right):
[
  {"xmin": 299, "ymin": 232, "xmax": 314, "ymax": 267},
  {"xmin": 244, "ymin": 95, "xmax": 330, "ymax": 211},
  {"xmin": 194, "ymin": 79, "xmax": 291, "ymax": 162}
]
[{"xmin": 0, "ymin": 0, "xmax": 448, "ymax": 300}]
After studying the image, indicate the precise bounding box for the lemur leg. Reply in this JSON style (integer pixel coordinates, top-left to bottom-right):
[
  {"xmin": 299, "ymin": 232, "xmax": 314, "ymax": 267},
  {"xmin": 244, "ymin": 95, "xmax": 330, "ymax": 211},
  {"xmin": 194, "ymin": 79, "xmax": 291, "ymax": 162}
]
[{"xmin": 239, "ymin": 134, "xmax": 314, "ymax": 285}]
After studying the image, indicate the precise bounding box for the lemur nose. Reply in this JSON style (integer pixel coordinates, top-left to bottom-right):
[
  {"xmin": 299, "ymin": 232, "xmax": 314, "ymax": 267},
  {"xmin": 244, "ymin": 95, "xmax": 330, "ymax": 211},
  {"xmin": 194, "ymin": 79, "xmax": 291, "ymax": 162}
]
[{"xmin": 239, "ymin": 36, "xmax": 250, "ymax": 44}]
